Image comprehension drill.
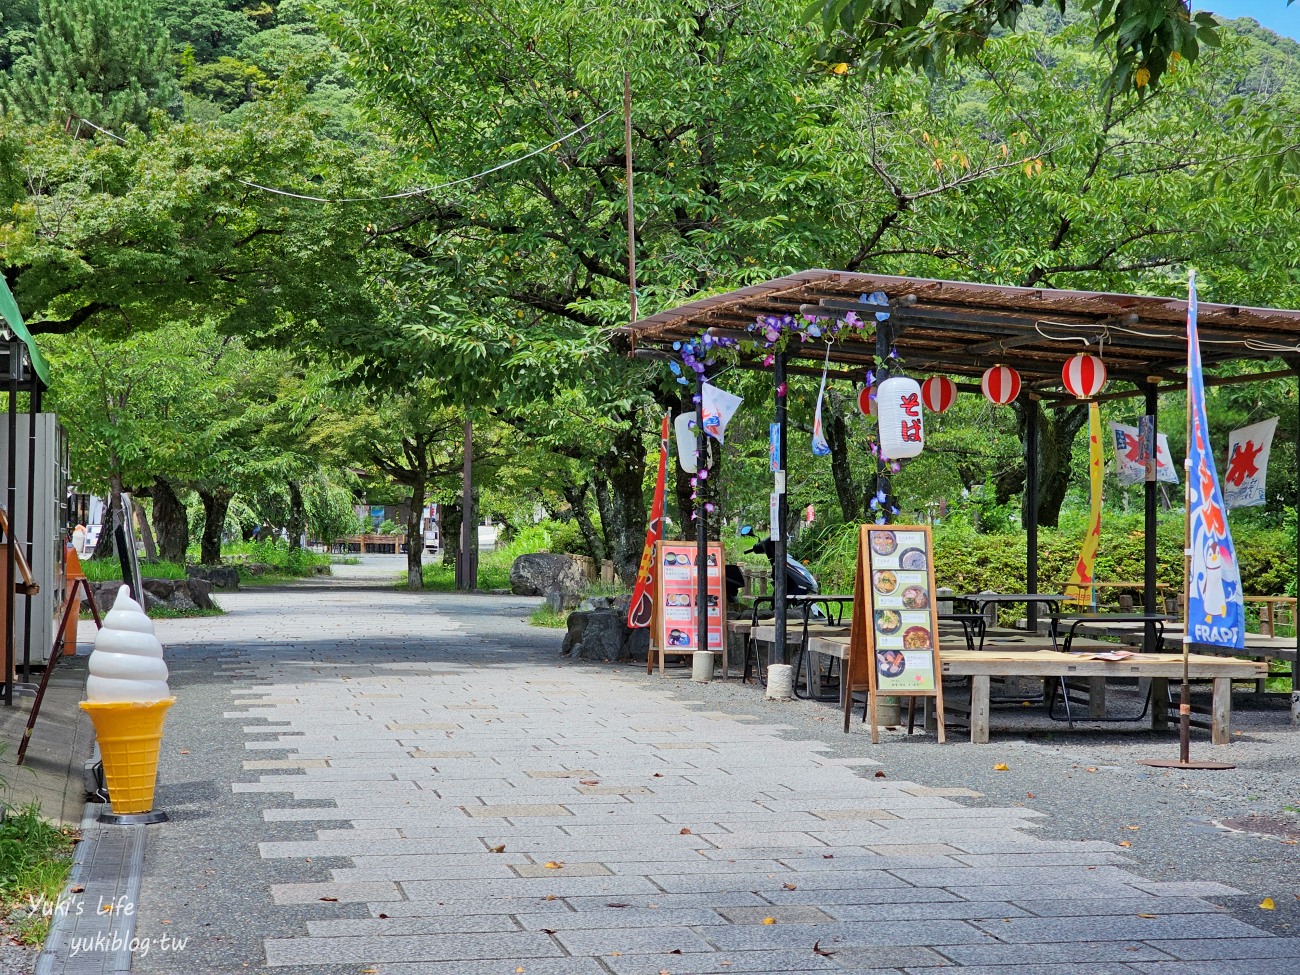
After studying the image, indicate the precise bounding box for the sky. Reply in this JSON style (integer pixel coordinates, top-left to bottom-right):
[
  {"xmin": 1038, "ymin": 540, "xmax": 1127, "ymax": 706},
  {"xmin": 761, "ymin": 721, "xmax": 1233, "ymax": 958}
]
[{"xmin": 1201, "ymin": 0, "xmax": 1300, "ymax": 39}]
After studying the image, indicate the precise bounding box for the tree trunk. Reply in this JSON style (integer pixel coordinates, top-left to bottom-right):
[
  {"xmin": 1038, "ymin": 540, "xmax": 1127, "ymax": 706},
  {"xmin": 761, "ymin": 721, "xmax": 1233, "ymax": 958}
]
[
  {"xmin": 405, "ymin": 477, "xmax": 425, "ymax": 589},
  {"xmin": 824, "ymin": 395, "xmax": 862, "ymax": 523},
  {"xmin": 90, "ymin": 474, "xmax": 123, "ymax": 560},
  {"xmin": 591, "ymin": 477, "xmax": 614, "ymax": 556},
  {"xmin": 1036, "ymin": 405, "xmax": 1089, "ymax": 528},
  {"xmin": 561, "ymin": 476, "xmax": 606, "ymax": 562},
  {"xmin": 441, "ymin": 501, "xmax": 461, "ymax": 571},
  {"xmin": 287, "ymin": 480, "xmax": 306, "ymax": 551},
  {"xmin": 151, "ymin": 476, "xmax": 188, "ymax": 563},
  {"xmin": 602, "ymin": 420, "xmax": 647, "ymax": 586},
  {"xmin": 135, "ymin": 503, "xmax": 158, "ymax": 561},
  {"xmin": 997, "ymin": 403, "xmax": 1089, "ymax": 528},
  {"xmin": 197, "ymin": 488, "xmax": 233, "ymax": 564}
]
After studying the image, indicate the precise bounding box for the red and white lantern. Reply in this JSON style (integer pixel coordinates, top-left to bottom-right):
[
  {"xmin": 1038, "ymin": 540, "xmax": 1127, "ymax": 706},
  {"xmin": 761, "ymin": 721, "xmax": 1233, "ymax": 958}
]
[
  {"xmin": 876, "ymin": 376, "xmax": 925, "ymax": 460},
  {"xmin": 1061, "ymin": 353, "xmax": 1107, "ymax": 399},
  {"xmin": 981, "ymin": 365, "xmax": 1021, "ymax": 406},
  {"xmin": 920, "ymin": 376, "xmax": 958, "ymax": 413},
  {"xmin": 857, "ymin": 385, "xmax": 875, "ymax": 417}
]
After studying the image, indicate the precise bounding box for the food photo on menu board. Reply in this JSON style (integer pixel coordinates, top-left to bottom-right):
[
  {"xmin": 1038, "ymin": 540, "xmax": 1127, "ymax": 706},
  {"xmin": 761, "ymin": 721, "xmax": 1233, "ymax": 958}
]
[{"xmin": 868, "ymin": 529, "xmax": 937, "ymax": 692}]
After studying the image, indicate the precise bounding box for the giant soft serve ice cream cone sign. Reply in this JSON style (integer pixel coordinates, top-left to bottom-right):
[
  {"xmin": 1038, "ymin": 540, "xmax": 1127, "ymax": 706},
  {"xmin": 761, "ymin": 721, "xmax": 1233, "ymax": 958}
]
[{"xmin": 80, "ymin": 586, "xmax": 175, "ymax": 818}]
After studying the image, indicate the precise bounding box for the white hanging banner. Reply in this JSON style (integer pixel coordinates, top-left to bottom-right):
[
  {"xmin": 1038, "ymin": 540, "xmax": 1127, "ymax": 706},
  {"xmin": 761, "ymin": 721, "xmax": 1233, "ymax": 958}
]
[
  {"xmin": 1224, "ymin": 417, "xmax": 1278, "ymax": 509},
  {"xmin": 811, "ymin": 345, "xmax": 831, "ymax": 457},
  {"xmin": 701, "ymin": 383, "xmax": 742, "ymax": 443},
  {"xmin": 1110, "ymin": 422, "xmax": 1177, "ymax": 486},
  {"xmin": 674, "ymin": 413, "xmax": 698, "ymax": 474}
]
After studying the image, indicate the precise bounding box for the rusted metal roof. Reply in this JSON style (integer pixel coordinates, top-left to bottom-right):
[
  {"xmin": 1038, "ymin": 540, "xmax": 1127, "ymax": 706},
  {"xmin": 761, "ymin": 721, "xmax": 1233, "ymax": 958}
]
[{"xmin": 616, "ymin": 270, "xmax": 1300, "ymax": 397}]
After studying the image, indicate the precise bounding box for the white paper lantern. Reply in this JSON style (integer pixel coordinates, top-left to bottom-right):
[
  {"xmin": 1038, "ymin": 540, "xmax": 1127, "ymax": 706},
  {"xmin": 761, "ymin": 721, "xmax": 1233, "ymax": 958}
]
[
  {"xmin": 857, "ymin": 385, "xmax": 875, "ymax": 417},
  {"xmin": 876, "ymin": 376, "xmax": 924, "ymax": 460},
  {"xmin": 1062, "ymin": 353, "xmax": 1107, "ymax": 399},
  {"xmin": 921, "ymin": 376, "xmax": 957, "ymax": 413},
  {"xmin": 981, "ymin": 365, "xmax": 1021, "ymax": 405}
]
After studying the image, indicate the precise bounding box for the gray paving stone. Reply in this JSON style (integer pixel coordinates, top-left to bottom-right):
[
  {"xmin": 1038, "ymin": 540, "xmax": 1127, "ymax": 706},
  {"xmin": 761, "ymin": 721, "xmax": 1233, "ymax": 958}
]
[
  {"xmin": 932, "ymin": 941, "xmax": 1176, "ymax": 966},
  {"xmin": 510, "ymin": 861, "xmax": 613, "ymax": 878},
  {"xmin": 269, "ymin": 881, "xmax": 405, "ymax": 903},
  {"xmin": 358, "ymin": 961, "xmax": 610, "ymax": 975},
  {"xmin": 967, "ymin": 914, "xmax": 1273, "ymax": 943},
  {"xmin": 701, "ymin": 919, "xmax": 989, "ymax": 950},
  {"xmin": 399, "ymin": 875, "xmax": 661, "ymax": 899},
  {"xmin": 553, "ymin": 925, "xmax": 717, "ymax": 955},
  {"xmin": 462, "ymin": 803, "xmax": 573, "ymax": 817},
  {"xmin": 1142, "ymin": 937, "xmax": 1299, "ymax": 960},
  {"xmin": 1018, "ymin": 897, "xmax": 1233, "ymax": 917},
  {"xmin": 304, "ymin": 915, "xmax": 521, "ymax": 935},
  {"xmin": 516, "ymin": 907, "xmax": 728, "ymax": 929},
  {"xmin": 903, "ymin": 965, "xmax": 1141, "ymax": 975},
  {"xmin": 602, "ymin": 949, "xmax": 845, "ymax": 974},
  {"xmin": 1133, "ymin": 962, "xmax": 1300, "ymax": 975},
  {"xmin": 263, "ymin": 931, "xmax": 564, "ymax": 965},
  {"xmin": 827, "ymin": 900, "xmax": 1031, "ymax": 922},
  {"xmin": 718, "ymin": 905, "xmax": 836, "ymax": 923}
]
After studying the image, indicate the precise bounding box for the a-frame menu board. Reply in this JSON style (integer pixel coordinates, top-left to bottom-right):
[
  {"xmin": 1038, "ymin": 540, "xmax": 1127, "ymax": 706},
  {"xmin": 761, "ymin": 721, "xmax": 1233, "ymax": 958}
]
[
  {"xmin": 649, "ymin": 540, "xmax": 724, "ymax": 674},
  {"xmin": 842, "ymin": 525, "xmax": 945, "ymax": 744}
]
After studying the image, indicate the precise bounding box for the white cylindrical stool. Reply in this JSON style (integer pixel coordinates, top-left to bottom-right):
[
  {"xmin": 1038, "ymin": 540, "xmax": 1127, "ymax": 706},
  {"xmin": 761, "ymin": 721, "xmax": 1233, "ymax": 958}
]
[
  {"xmin": 766, "ymin": 664, "xmax": 794, "ymax": 701},
  {"xmin": 691, "ymin": 651, "xmax": 715, "ymax": 683}
]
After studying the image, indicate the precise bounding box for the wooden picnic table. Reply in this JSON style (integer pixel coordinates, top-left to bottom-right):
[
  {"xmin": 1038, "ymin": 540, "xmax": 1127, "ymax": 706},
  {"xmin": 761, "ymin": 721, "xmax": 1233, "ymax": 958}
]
[{"xmin": 806, "ymin": 631, "xmax": 1263, "ymax": 744}]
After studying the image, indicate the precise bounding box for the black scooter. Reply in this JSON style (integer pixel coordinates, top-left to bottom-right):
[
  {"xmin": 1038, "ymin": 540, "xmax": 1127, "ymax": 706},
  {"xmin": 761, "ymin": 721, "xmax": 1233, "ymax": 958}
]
[{"xmin": 724, "ymin": 526, "xmax": 820, "ymax": 606}]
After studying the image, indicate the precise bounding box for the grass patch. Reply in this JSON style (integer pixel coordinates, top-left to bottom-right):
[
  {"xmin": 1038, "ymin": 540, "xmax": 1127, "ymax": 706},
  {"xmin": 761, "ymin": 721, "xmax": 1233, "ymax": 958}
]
[
  {"xmin": 219, "ymin": 540, "xmax": 332, "ymax": 578},
  {"xmin": 529, "ymin": 605, "xmax": 570, "ymax": 628},
  {"xmin": 147, "ymin": 605, "xmax": 224, "ymax": 620},
  {"xmin": 80, "ymin": 559, "xmax": 187, "ymax": 583},
  {"xmin": 0, "ymin": 804, "xmax": 78, "ymax": 946}
]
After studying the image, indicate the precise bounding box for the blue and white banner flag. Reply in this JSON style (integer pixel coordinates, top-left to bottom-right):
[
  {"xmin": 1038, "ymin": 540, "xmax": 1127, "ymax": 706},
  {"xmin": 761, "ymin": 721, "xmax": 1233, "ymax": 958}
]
[{"xmin": 1185, "ymin": 272, "xmax": 1245, "ymax": 649}]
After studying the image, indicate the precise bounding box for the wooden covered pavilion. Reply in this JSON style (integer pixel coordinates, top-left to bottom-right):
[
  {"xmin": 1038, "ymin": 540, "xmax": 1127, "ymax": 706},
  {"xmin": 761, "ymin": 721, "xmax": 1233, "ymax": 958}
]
[{"xmin": 616, "ymin": 270, "xmax": 1300, "ymax": 673}]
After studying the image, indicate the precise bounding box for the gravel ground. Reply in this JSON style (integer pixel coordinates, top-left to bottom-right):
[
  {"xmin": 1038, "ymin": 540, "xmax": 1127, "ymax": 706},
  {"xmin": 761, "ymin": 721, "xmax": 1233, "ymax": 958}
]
[{"xmin": 597, "ymin": 648, "xmax": 1300, "ymax": 940}]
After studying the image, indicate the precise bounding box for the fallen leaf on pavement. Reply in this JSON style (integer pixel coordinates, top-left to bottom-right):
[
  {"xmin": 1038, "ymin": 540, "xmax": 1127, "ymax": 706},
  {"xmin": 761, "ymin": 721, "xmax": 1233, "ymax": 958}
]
[
  {"xmin": 1126, "ymin": 825, "xmax": 1142, "ymax": 830},
  {"xmin": 378, "ymin": 914, "xmax": 389, "ymax": 919},
  {"xmin": 822, "ymin": 854, "xmax": 834, "ymax": 859},
  {"xmin": 782, "ymin": 883, "xmax": 797, "ymax": 890},
  {"xmin": 1260, "ymin": 898, "xmax": 1276, "ymax": 910},
  {"xmin": 679, "ymin": 828, "xmax": 692, "ymax": 835},
  {"xmin": 607, "ymin": 903, "xmax": 630, "ymax": 908},
  {"xmin": 762, "ymin": 917, "xmax": 776, "ymax": 925},
  {"xmin": 540, "ymin": 928, "xmax": 556, "ymax": 934},
  {"xmin": 873, "ymin": 771, "xmax": 886, "ymax": 778},
  {"xmin": 812, "ymin": 941, "xmax": 837, "ymax": 957},
  {"xmin": 179, "ymin": 750, "xmax": 190, "ymax": 755},
  {"xmin": 543, "ymin": 894, "xmax": 557, "ymax": 901},
  {"xmin": 69, "ymin": 885, "xmax": 84, "ymax": 894},
  {"xmin": 318, "ymin": 897, "xmax": 338, "ymax": 903},
  {"xmin": 993, "ymin": 763, "xmax": 1009, "ymax": 771},
  {"xmin": 652, "ymin": 772, "xmax": 663, "ymax": 778},
  {"xmin": 580, "ymin": 780, "xmax": 599, "ymax": 786},
  {"xmin": 1026, "ymin": 792, "xmax": 1035, "ymax": 798},
  {"xmin": 544, "ymin": 861, "xmax": 564, "ymax": 869},
  {"xmin": 489, "ymin": 844, "xmax": 506, "ymax": 853},
  {"xmin": 1137, "ymin": 914, "xmax": 1158, "ymax": 919},
  {"xmin": 668, "ymin": 949, "xmax": 682, "ymax": 954},
  {"xmin": 1118, "ymin": 841, "xmax": 1132, "ymax": 848},
  {"xmin": 516, "ymin": 968, "xmax": 525, "ymax": 973},
  {"xmin": 1086, "ymin": 767, "xmax": 1098, "ymax": 772}
]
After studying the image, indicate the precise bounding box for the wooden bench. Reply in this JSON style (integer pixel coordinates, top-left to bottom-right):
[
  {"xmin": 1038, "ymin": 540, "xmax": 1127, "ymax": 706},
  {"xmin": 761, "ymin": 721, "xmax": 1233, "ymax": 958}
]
[{"xmin": 807, "ymin": 633, "xmax": 1263, "ymax": 744}]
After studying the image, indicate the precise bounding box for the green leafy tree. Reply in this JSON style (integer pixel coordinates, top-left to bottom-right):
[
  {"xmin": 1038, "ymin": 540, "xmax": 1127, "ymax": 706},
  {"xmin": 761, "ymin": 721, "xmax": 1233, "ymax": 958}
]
[
  {"xmin": 805, "ymin": 0, "xmax": 1222, "ymax": 94},
  {"xmin": 2, "ymin": 0, "xmax": 179, "ymax": 129}
]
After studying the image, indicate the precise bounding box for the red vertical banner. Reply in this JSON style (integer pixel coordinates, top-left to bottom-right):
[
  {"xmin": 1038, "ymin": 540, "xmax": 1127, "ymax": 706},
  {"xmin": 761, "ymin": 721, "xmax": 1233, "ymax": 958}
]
[{"xmin": 627, "ymin": 414, "xmax": 670, "ymax": 628}]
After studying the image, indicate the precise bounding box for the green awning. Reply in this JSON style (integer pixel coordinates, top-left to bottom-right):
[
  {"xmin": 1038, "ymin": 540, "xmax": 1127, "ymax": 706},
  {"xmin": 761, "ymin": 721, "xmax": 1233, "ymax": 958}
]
[{"xmin": 0, "ymin": 278, "xmax": 51, "ymax": 388}]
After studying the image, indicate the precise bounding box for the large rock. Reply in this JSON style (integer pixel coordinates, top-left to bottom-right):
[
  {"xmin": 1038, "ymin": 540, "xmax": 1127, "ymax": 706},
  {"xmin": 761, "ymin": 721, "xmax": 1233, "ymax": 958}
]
[
  {"xmin": 562, "ymin": 602, "xmax": 649, "ymax": 663},
  {"xmin": 510, "ymin": 553, "xmax": 587, "ymax": 609},
  {"xmin": 87, "ymin": 577, "xmax": 215, "ymax": 614},
  {"xmin": 186, "ymin": 564, "xmax": 240, "ymax": 589}
]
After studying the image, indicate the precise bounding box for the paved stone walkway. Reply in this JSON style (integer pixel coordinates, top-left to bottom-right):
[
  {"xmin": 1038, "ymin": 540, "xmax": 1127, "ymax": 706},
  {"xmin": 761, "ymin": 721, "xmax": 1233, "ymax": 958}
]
[{"xmin": 128, "ymin": 562, "xmax": 1297, "ymax": 974}]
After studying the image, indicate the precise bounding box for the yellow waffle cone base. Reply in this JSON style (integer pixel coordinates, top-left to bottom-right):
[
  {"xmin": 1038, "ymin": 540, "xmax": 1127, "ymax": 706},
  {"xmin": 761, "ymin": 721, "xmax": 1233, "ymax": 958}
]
[{"xmin": 80, "ymin": 699, "xmax": 175, "ymax": 815}]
